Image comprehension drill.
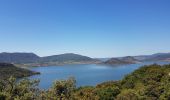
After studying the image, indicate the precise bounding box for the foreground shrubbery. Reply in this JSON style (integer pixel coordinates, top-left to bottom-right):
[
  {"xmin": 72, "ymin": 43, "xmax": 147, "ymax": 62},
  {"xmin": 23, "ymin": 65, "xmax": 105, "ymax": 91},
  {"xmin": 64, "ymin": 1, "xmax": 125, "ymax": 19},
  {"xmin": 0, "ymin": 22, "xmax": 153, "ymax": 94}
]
[{"xmin": 1, "ymin": 64, "xmax": 170, "ymax": 100}]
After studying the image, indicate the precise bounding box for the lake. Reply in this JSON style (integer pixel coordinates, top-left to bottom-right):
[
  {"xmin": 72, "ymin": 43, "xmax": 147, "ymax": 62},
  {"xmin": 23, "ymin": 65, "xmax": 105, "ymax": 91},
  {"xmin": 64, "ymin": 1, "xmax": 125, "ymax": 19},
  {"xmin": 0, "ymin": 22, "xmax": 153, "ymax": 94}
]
[{"xmin": 28, "ymin": 61, "xmax": 170, "ymax": 89}]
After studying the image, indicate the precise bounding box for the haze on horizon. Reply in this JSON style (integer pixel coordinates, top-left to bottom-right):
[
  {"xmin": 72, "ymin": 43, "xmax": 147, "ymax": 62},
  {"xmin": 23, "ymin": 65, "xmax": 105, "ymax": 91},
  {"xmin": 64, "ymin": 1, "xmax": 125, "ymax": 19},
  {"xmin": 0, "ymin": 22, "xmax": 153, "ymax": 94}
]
[{"xmin": 0, "ymin": 0, "xmax": 170, "ymax": 58}]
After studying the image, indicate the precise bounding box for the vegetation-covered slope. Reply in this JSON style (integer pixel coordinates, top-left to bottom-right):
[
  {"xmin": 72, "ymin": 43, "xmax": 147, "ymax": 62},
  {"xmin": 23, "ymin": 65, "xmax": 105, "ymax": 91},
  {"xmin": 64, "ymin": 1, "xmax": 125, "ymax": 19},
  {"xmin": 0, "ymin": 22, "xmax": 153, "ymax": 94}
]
[
  {"xmin": 134, "ymin": 53, "xmax": 170, "ymax": 62},
  {"xmin": 0, "ymin": 52, "xmax": 99, "ymax": 66},
  {"xmin": 41, "ymin": 53, "xmax": 95, "ymax": 62},
  {"xmin": 0, "ymin": 63, "xmax": 40, "ymax": 79},
  {"xmin": 1, "ymin": 64, "xmax": 170, "ymax": 100},
  {"xmin": 0, "ymin": 52, "xmax": 40, "ymax": 63},
  {"xmin": 104, "ymin": 56, "xmax": 139, "ymax": 65},
  {"xmin": 39, "ymin": 53, "xmax": 99, "ymax": 66}
]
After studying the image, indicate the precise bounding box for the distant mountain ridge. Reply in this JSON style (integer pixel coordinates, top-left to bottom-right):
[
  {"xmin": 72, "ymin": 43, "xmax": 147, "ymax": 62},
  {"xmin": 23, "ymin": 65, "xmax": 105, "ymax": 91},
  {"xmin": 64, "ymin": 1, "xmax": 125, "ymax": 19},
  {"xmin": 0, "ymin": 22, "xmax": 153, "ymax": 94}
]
[
  {"xmin": 134, "ymin": 52, "xmax": 170, "ymax": 61},
  {"xmin": 103, "ymin": 52, "xmax": 170, "ymax": 65},
  {"xmin": 0, "ymin": 52, "xmax": 99, "ymax": 66},
  {"xmin": 41, "ymin": 53, "xmax": 95, "ymax": 62},
  {"xmin": 0, "ymin": 52, "xmax": 170, "ymax": 66},
  {"xmin": 0, "ymin": 52, "xmax": 40, "ymax": 63}
]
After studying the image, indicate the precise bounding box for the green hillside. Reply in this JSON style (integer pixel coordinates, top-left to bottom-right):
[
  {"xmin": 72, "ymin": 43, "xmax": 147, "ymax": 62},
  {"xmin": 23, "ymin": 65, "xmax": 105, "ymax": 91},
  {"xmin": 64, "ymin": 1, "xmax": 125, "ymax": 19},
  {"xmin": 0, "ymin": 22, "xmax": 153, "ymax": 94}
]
[{"xmin": 0, "ymin": 63, "xmax": 40, "ymax": 79}]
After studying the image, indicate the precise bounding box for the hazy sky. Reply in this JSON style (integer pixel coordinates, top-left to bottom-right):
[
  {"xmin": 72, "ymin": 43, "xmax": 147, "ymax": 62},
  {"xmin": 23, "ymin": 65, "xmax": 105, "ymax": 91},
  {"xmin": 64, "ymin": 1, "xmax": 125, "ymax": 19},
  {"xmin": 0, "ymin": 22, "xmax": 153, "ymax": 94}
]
[{"xmin": 0, "ymin": 0, "xmax": 170, "ymax": 58}]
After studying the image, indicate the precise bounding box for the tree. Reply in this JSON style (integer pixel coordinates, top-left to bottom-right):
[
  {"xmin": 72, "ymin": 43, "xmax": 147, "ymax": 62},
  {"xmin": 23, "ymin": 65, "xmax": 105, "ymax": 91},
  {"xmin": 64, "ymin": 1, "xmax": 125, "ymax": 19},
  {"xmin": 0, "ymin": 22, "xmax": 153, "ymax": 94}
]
[
  {"xmin": 0, "ymin": 76, "xmax": 40, "ymax": 100},
  {"xmin": 42, "ymin": 77, "xmax": 76, "ymax": 100}
]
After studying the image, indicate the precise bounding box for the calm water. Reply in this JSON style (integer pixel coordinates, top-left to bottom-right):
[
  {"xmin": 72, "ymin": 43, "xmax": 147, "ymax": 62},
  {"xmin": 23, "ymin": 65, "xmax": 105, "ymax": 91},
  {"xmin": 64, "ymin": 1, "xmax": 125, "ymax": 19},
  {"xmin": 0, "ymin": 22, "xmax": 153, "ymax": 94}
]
[{"xmin": 28, "ymin": 61, "xmax": 170, "ymax": 89}]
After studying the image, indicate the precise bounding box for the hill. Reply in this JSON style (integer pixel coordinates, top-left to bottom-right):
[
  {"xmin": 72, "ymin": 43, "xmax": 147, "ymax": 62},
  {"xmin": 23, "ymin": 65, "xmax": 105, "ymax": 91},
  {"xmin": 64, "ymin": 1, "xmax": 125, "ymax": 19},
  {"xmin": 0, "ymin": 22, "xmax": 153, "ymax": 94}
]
[
  {"xmin": 144, "ymin": 53, "xmax": 170, "ymax": 61},
  {"xmin": 0, "ymin": 52, "xmax": 100, "ymax": 66},
  {"xmin": 1, "ymin": 52, "xmax": 170, "ymax": 66},
  {"xmin": 41, "ymin": 53, "xmax": 95, "ymax": 62},
  {"xmin": 0, "ymin": 63, "xmax": 40, "ymax": 79},
  {"xmin": 39, "ymin": 53, "xmax": 100, "ymax": 66},
  {"xmin": 104, "ymin": 56, "xmax": 139, "ymax": 65},
  {"xmin": 0, "ymin": 52, "xmax": 40, "ymax": 63},
  {"xmin": 133, "ymin": 53, "xmax": 170, "ymax": 62}
]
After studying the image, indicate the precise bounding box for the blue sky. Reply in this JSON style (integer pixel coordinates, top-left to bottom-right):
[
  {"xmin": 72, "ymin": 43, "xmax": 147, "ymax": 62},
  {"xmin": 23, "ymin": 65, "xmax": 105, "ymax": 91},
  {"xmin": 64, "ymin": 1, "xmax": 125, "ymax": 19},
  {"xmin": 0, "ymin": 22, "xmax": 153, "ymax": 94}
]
[{"xmin": 0, "ymin": 0, "xmax": 170, "ymax": 58}]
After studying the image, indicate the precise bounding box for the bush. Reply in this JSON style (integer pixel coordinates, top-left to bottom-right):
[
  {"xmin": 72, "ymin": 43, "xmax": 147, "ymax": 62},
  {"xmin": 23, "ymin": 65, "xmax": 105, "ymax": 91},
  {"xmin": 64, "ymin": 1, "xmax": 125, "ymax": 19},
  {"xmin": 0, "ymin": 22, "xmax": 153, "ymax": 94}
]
[
  {"xmin": 116, "ymin": 89, "xmax": 140, "ymax": 100},
  {"xmin": 97, "ymin": 87, "xmax": 120, "ymax": 100},
  {"xmin": 42, "ymin": 77, "xmax": 76, "ymax": 100}
]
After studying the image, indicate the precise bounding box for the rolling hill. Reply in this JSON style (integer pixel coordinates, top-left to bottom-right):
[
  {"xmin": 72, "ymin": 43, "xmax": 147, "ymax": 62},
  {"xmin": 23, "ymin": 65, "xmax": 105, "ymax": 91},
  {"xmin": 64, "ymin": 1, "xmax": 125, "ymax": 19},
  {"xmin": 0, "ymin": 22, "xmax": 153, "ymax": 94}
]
[
  {"xmin": 103, "ymin": 52, "xmax": 170, "ymax": 65},
  {"xmin": 0, "ymin": 52, "xmax": 40, "ymax": 63},
  {"xmin": 134, "ymin": 53, "xmax": 170, "ymax": 61},
  {"xmin": 41, "ymin": 53, "xmax": 96, "ymax": 62},
  {"xmin": 0, "ymin": 52, "xmax": 99, "ymax": 66}
]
